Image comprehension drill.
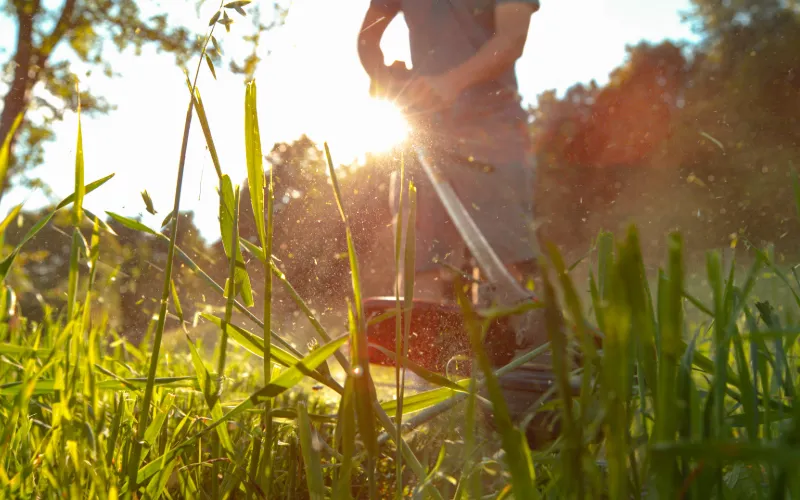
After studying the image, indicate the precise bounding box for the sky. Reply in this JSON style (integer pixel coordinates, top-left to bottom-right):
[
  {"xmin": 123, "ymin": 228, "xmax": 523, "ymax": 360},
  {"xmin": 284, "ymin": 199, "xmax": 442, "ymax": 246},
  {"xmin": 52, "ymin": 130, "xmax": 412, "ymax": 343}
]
[{"xmin": 0, "ymin": 0, "xmax": 700, "ymax": 242}]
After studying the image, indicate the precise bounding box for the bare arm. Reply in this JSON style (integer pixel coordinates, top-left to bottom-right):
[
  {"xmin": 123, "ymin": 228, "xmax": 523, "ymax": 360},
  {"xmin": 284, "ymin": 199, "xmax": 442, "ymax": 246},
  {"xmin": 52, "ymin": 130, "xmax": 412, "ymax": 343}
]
[
  {"xmin": 357, "ymin": 5, "xmax": 398, "ymax": 80},
  {"xmin": 445, "ymin": 2, "xmax": 537, "ymax": 93}
]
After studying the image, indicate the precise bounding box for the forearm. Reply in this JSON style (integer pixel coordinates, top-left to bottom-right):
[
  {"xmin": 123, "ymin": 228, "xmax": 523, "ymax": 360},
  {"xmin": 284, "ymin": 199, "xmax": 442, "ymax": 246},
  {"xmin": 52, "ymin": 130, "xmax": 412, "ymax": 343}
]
[
  {"xmin": 358, "ymin": 34, "xmax": 386, "ymax": 80},
  {"xmin": 445, "ymin": 33, "xmax": 525, "ymax": 94},
  {"xmin": 357, "ymin": 7, "xmax": 396, "ymax": 79}
]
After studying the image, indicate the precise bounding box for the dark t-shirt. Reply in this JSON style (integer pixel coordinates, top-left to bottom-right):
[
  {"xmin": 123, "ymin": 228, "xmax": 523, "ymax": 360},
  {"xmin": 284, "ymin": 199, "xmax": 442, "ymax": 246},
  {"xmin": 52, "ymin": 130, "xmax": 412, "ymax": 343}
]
[
  {"xmin": 375, "ymin": 1, "xmax": 543, "ymax": 271},
  {"xmin": 371, "ymin": 0, "xmax": 540, "ymax": 125}
]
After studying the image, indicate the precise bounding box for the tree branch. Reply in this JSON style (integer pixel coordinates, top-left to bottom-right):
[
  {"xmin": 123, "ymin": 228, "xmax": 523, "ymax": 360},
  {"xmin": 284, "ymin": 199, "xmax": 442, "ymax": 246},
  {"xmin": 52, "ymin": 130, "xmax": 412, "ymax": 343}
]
[{"xmin": 38, "ymin": 0, "xmax": 78, "ymax": 62}]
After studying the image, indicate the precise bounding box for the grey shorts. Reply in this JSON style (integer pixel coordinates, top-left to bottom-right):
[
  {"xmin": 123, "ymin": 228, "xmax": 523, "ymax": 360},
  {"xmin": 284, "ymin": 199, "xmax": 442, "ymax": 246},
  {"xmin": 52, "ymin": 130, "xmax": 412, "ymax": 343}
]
[{"xmin": 389, "ymin": 117, "xmax": 540, "ymax": 274}]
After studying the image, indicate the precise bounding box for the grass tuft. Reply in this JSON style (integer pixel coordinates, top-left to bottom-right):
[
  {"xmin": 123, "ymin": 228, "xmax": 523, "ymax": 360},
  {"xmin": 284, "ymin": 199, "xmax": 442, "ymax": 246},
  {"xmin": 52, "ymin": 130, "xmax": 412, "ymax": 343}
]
[{"xmin": 2, "ymin": 8, "xmax": 800, "ymax": 498}]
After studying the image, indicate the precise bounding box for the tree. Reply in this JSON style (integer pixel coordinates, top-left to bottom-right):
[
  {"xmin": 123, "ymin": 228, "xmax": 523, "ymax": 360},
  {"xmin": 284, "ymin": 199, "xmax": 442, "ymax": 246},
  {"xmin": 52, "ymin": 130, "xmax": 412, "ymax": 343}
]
[
  {"xmin": 527, "ymin": 41, "xmax": 690, "ymax": 254},
  {"xmin": 0, "ymin": 0, "xmax": 201, "ymax": 201},
  {"xmin": 527, "ymin": 0, "xmax": 800, "ymax": 260},
  {"xmin": 0, "ymin": 0, "xmax": 284, "ymax": 203},
  {"xmin": 684, "ymin": 0, "xmax": 793, "ymax": 46},
  {"xmin": 664, "ymin": 0, "xmax": 800, "ymax": 248}
]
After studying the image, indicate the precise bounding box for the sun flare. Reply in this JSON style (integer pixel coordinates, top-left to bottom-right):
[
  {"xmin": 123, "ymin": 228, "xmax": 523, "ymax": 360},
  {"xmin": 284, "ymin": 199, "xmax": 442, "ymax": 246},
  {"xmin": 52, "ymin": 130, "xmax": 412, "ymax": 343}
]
[
  {"xmin": 316, "ymin": 97, "xmax": 410, "ymax": 164},
  {"xmin": 359, "ymin": 99, "xmax": 410, "ymax": 153}
]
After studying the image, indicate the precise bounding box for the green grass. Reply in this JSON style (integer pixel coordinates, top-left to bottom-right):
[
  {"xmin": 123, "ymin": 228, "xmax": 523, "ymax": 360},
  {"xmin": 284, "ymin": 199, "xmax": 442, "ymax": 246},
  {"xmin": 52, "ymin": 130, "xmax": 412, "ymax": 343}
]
[{"xmin": 3, "ymin": 6, "xmax": 800, "ymax": 499}]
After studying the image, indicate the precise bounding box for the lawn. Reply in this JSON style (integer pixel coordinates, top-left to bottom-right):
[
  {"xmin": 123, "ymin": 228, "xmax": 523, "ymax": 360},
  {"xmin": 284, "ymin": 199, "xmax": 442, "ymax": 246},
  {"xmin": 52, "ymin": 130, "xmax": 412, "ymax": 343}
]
[{"xmin": 2, "ymin": 10, "xmax": 800, "ymax": 499}]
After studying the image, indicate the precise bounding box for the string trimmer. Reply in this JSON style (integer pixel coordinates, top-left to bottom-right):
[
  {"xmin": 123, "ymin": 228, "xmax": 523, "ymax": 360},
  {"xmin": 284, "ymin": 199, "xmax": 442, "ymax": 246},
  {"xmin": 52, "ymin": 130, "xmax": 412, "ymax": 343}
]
[
  {"xmin": 364, "ymin": 140, "xmax": 541, "ymax": 371},
  {"xmin": 363, "ymin": 138, "xmax": 599, "ymax": 448}
]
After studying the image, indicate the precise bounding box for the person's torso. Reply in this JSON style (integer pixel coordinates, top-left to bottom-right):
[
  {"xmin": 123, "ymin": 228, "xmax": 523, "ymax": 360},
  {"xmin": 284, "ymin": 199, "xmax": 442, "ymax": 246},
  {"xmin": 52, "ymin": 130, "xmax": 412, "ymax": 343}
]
[{"xmin": 399, "ymin": 0, "xmax": 523, "ymax": 122}]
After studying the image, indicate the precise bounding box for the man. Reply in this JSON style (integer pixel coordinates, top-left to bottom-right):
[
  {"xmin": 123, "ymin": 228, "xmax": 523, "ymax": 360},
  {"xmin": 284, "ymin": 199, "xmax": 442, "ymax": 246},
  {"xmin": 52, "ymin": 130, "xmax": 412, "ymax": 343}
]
[{"xmin": 357, "ymin": 0, "xmax": 545, "ymax": 356}]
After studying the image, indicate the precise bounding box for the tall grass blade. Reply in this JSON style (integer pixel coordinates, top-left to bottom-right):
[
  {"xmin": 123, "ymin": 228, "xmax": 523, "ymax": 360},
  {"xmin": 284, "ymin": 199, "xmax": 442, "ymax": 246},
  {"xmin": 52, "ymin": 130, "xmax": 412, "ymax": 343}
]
[
  {"xmin": 548, "ymin": 242, "xmax": 597, "ymax": 430},
  {"xmin": 246, "ymin": 76, "xmax": 275, "ymax": 498},
  {"xmin": 596, "ymin": 230, "xmax": 614, "ymax": 300},
  {"xmin": 105, "ymin": 212, "xmax": 157, "ymax": 235},
  {"xmin": 653, "ymin": 232, "xmax": 684, "ymax": 498},
  {"xmin": 106, "ymin": 394, "xmax": 124, "ymax": 467},
  {"xmin": 324, "ymin": 143, "xmax": 364, "ymax": 323},
  {"xmin": 463, "ymin": 371, "xmax": 481, "ymax": 500},
  {"xmin": 64, "ymin": 228, "xmax": 82, "ymax": 386},
  {"xmin": 707, "ymin": 251, "xmax": 727, "ymax": 439},
  {"xmin": 0, "ymin": 343, "xmax": 53, "ymax": 356},
  {"xmin": 369, "ymin": 344, "xmax": 467, "ymax": 393},
  {"xmin": 0, "ymin": 113, "xmax": 22, "ymax": 190},
  {"xmin": 324, "ymin": 143, "xmax": 378, "ymax": 490},
  {"xmin": 599, "ymin": 230, "xmax": 634, "ymax": 500},
  {"xmin": 200, "ymin": 313, "xmax": 343, "ymax": 393},
  {"xmin": 143, "ymin": 393, "xmax": 174, "ymax": 450},
  {"xmin": 127, "ymin": 35, "xmax": 207, "ymax": 485},
  {"xmin": 245, "ymin": 80, "xmax": 266, "ymax": 249},
  {"xmin": 539, "ymin": 255, "xmax": 581, "ymax": 496},
  {"xmin": 144, "ymin": 448, "xmax": 178, "ymax": 500},
  {"xmin": 170, "ymin": 279, "xmax": 184, "ymax": 325},
  {"xmin": 187, "ymin": 84, "xmax": 222, "ymax": 180},
  {"xmin": 298, "ymin": 402, "xmax": 325, "ymax": 500},
  {"xmin": 588, "ymin": 272, "xmax": 605, "ymax": 333},
  {"xmin": 218, "ymin": 183, "xmax": 240, "ymax": 382},
  {"xmin": 216, "ymin": 181, "xmax": 241, "ymax": 498},
  {"xmin": 242, "ymin": 332, "xmax": 348, "ymax": 400},
  {"xmin": 379, "ymin": 381, "xmax": 468, "ymax": 416},
  {"xmin": 66, "ymin": 230, "xmax": 81, "ymax": 322},
  {"xmin": 219, "ymin": 175, "xmax": 254, "ymax": 307},
  {"xmin": 0, "ymin": 174, "xmax": 114, "ymax": 281},
  {"xmin": 456, "ymin": 280, "xmax": 538, "ymax": 500},
  {"xmin": 676, "ymin": 332, "xmax": 698, "ymax": 442},
  {"xmin": 0, "ymin": 203, "xmax": 22, "ymax": 240},
  {"xmin": 64, "ymin": 102, "xmax": 86, "ymax": 397},
  {"xmin": 185, "ymin": 333, "xmax": 235, "ymax": 454},
  {"xmin": 73, "ymin": 103, "xmax": 84, "ymax": 226},
  {"xmin": 397, "ymin": 180, "xmax": 416, "ymax": 498},
  {"xmin": 731, "ymin": 326, "xmax": 758, "ymax": 441},
  {"xmin": 393, "ymin": 155, "xmax": 407, "ymax": 498},
  {"xmin": 333, "ymin": 377, "xmax": 356, "ymax": 500},
  {"xmin": 0, "ymin": 374, "xmax": 200, "ymax": 397}
]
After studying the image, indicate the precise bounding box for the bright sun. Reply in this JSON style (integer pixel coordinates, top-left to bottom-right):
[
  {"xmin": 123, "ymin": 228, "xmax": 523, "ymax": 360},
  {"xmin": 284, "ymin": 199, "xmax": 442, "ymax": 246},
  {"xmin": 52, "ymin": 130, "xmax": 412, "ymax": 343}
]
[
  {"xmin": 359, "ymin": 99, "xmax": 410, "ymax": 153},
  {"xmin": 319, "ymin": 97, "xmax": 410, "ymax": 163}
]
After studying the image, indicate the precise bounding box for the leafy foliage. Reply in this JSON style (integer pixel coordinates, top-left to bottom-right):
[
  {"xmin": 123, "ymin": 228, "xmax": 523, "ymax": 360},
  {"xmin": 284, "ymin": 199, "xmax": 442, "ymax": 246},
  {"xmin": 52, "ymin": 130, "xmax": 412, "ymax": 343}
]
[
  {"xmin": 0, "ymin": 0, "xmax": 284, "ymax": 200},
  {"xmin": 531, "ymin": 1, "xmax": 800, "ymax": 263}
]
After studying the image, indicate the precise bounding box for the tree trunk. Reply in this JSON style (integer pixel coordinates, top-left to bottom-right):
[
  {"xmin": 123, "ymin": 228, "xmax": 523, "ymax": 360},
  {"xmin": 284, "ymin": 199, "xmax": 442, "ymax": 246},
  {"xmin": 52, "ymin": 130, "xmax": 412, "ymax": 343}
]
[{"xmin": 0, "ymin": 0, "xmax": 40, "ymax": 205}]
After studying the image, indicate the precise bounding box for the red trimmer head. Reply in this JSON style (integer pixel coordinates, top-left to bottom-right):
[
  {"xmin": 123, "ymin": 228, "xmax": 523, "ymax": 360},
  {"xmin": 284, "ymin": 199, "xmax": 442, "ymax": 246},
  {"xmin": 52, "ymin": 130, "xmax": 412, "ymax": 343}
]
[{"xmin": 364, "ymin": 296, "xmax": 519, "ymax": 375}]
